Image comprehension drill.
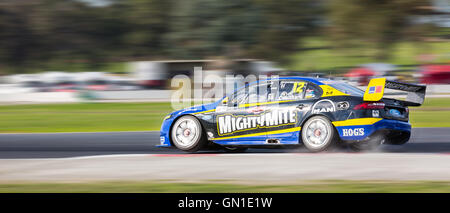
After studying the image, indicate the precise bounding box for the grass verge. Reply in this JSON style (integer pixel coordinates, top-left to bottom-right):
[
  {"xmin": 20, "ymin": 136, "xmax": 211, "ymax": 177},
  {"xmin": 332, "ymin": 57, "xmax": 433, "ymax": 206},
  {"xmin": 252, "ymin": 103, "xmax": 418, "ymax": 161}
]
[
  {"xmin": 0, "ymin": 102, "xmax": 173, "ymax": 133},
  {"xmin": 0, "ymin": 181, "xmax": 449, "ymax": 193},
  {"xmin": 0, "ymin": 98, "xmax": 449, "ymax": 133}
]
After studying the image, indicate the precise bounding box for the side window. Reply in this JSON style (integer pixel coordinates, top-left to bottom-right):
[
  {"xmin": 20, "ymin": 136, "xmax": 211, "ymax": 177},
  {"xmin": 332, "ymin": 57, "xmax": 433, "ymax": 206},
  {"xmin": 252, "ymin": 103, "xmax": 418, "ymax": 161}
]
[
  {"xmin": 278, "ymin": 81, "xmax": 307, "ymax": 101},
  {"xmin": 230, "ymin": 82, "xmax": 272, "ymax": 106},
  {"xmin": 247, "ymin": 83, "xmax": 270, "ymax": 104},
  {"xmin": 230, "ymin": 87, "xmax": 248, "ymax": 106},
  {"xmin": 305, "ymin": 83, "xmax": 322, "ymax": 99}
]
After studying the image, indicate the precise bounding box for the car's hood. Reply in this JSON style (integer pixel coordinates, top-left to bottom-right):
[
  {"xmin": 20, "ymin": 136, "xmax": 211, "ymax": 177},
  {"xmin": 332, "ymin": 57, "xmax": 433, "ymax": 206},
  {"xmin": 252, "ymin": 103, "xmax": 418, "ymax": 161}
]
[{"xmin": 170, "ymin": 101, "xmax": 219, "ymax": 116}]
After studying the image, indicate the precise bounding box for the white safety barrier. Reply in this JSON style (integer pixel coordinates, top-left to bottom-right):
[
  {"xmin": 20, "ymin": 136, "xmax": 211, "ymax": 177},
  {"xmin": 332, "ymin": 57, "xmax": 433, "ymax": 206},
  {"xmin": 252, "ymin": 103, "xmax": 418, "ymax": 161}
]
[{"xmin": 1, "ymin": 84, "xmax": 450, "ymax": 104}]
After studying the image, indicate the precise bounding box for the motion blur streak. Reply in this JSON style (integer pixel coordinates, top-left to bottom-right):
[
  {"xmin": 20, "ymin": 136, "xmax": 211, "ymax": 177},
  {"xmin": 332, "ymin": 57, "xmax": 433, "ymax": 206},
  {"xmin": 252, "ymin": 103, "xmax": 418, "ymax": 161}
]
[
  {"xmin": 0, "ymin": 0, "xmax": 449, "ymax": 191},
  {"xmin": 0, "ymin": 128, "xmax": 449, "ymax": 158}
]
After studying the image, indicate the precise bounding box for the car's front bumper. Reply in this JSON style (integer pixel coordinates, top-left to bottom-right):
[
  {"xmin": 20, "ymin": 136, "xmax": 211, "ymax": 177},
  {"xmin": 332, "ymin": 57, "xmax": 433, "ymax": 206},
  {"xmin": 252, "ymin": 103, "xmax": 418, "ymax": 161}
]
[{"xmin": 158, "ymin": 117, "xmax": 174, "ymax": 147}]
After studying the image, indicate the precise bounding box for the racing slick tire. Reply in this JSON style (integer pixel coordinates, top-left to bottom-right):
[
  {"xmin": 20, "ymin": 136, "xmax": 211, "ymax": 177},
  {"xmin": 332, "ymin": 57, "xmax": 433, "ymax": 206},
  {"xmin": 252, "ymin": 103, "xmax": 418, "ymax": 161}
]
[
  {"xmin": 223, "ymin": 147, "xmax": 248, "ymax": 153},
  {"xmin": 301, "ymin": 115, "xmax": 337, "ymax": 152},
  {"xmin": 171, "ymin": 115, "xmax": 207, "ymax": 152}
]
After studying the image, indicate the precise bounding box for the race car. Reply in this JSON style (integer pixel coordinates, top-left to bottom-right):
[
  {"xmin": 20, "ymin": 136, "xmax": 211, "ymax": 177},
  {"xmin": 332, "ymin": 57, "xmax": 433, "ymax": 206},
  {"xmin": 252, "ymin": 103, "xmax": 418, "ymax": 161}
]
[{"xmin": 159, "ymin": 77, "xmax": 426, "ymax": 152}]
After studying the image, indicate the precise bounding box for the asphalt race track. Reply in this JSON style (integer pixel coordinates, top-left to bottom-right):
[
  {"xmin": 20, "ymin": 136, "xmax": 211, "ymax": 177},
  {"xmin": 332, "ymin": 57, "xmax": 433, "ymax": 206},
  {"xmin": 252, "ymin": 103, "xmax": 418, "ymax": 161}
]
[
  {"xmin": 0, "ymin": 128, "xmax": 450, "ymax": 158},
  {"xmin": 0, "ymin": 128, "xmax": 449, "ymax": 182}
]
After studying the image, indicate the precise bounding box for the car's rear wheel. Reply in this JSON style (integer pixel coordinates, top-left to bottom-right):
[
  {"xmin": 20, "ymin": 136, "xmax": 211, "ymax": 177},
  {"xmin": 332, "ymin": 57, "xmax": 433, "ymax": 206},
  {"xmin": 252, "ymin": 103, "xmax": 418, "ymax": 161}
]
[
  {"xmin": 171, "ymin": 115, "xmax": 206, "ymax": 152},
  {"xmin": 301, "ymin": 115, "xmax": 337, "ymax": 152}
]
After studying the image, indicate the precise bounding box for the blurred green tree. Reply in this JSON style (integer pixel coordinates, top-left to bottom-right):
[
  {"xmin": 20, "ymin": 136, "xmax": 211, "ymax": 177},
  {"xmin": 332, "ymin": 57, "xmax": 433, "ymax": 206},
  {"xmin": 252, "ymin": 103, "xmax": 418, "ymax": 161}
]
[
  {"xmin": 165, "ymin": 0, "xmax": 263, "ymax": 59},
  {"xmin": 250, "ymin": 0, "xmax": 322, "ymax": 62},
  {"xmin": 328, "ymin": 0, "xmax": 432, "ymax": 60},
  {"xmin": 1, "ymin": 0, "xmax": 440, "ymax": 73},
  {"xmin": 0, "ymin": 0, "xmax": 322, "ymax": 72},
  {"xmin": 0, "ymin": 0, "xmax": 129, "ymax": 72},
  {"xmin": 166, "ymin": 0, "xmax": 321, "ymax": 63},
  {"xmin": 0, "ymin": 2, "xmax": 41, "ymax": 72},
  {"xmin": 120, "ymin": 0, "xmax": 172, "ymax": 58}
]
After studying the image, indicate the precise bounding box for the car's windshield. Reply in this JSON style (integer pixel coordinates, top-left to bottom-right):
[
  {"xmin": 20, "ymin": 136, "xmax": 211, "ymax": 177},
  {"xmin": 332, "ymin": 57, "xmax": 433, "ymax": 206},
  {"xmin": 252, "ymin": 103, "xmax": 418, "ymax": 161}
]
[{"xmin": 329, "ymin": 82, "xmax": 364, "ymax": 96}]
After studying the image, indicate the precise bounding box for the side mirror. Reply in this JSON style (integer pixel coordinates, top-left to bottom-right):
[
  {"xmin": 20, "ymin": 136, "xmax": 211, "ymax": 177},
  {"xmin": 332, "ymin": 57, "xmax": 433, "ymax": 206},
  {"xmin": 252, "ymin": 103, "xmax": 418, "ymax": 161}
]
[{"xmin": 221, "ymin": 97, "xmax": 228, "ymax": 105}]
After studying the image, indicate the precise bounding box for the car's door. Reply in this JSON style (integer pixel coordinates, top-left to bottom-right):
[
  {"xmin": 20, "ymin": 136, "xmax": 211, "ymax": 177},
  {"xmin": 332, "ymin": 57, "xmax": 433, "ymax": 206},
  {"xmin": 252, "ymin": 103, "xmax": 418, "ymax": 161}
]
[
  {"xmin": 262, "ymin": 80, "xmax": 322, "ymax": 144},
  {"xmin": 211, "ymin": 81, "xmax": 274, "ymax": 145}
]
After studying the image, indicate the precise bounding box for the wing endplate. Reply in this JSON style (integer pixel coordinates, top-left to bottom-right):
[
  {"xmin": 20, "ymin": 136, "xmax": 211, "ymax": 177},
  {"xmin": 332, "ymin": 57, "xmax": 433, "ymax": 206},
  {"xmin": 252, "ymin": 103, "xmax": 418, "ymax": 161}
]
[
  {"xmin": 363, "ymin": 78, "xmax": 426, "ymax": 106},
  {"xmin": 363, "ymin": 78, "xmax": 386, "ymax": 101}
]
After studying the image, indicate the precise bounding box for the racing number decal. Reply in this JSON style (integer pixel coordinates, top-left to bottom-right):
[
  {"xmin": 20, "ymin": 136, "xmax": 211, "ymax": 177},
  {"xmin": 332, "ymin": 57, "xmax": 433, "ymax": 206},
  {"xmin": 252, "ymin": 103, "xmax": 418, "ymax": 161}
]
[{"xmin": 293, "ymin": 82, "xmax": 305, "ymax": 94}]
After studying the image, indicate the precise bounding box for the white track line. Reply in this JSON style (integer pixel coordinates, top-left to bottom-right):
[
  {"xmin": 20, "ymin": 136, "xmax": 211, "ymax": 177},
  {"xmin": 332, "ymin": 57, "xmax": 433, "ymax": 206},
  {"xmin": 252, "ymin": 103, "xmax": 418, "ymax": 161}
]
[{"xmin": 57, "ymin": 152, "xmax": 450, "ymax": 160}]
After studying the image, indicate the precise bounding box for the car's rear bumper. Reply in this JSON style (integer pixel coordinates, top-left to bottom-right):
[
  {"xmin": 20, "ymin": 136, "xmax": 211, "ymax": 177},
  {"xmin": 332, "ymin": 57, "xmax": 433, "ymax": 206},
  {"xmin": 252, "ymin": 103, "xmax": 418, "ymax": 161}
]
[{"xmin": 335, "ymin": 118, "xmax": 411, "ymax": 142}]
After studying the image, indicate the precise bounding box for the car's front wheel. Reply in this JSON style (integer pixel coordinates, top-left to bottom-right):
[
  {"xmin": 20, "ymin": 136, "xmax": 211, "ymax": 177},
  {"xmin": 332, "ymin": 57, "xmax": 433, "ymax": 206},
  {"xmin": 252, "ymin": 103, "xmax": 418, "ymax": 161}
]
[
  {"xmin": 171, "ymin": 115, "xmax": 206, "ymax": 152},
  {"xmin": 301, "ymin": 115, "xmax": 337, "ymax": 152}
]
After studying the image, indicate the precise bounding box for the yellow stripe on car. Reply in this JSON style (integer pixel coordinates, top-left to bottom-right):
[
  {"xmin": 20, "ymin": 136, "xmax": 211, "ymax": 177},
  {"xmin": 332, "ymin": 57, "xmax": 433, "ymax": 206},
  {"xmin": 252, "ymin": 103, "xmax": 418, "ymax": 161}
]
[
  {"xmin": 212, "ymin": 118, "xmax": 381, "ymax": 140},
  {"xmin": 192, "ymin": 109, "xmax": 216, "ymax": 114},
  {"xmin": 332, "ymin": 118, "xmax": 382, "ymax": 127},
  {"xmin": 320, "ymin": 85, "xmax": 350, "ymax": 97},
  {"xmin": 212, "ymin": 126, "xmax": 301, "ymax": 140}
]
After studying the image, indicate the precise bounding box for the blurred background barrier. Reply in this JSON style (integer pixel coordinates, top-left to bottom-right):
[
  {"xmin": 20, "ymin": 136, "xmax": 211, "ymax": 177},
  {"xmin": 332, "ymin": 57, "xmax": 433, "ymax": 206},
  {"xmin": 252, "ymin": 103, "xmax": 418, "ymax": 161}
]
[
  {"xmin": 0, "ymin": 92, "xmax": 79, "ymax": 103},
  {"xmin": 2, "ymin": 84, "xmax": 450, "ymax": 104},
  {"xmin": 90, "ymin": 90, "xmax": 173, "ymax": 102}
]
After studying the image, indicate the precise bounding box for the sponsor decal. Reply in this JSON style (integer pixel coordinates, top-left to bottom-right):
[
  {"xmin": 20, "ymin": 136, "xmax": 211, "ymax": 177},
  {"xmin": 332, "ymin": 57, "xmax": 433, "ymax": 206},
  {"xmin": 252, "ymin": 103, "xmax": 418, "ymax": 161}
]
[
  {"xmin": 342, "ymin": 128, "xmax": 365, "ymax": 136},
  {"xmin": 372, "ymin": 110, "xmax": 380, "ymax": 117},
  {"xmin": 320, "ymin": 85, "xmax": 349, "ymax": 97},
  {"xmin": 160, "ymin": 136, "xmax": 165, "ymax": 144},
  {"xmin": 368, "ymin": 85, "xmax": 383, "ymax": 94},
  {"xmin": 336, "ymin": 101, "xmax": 349, "ymax": 110},
  {"xmin": 385, "ymin": 81, "xmax": 422, "ymax": 92},
  {"xmin": 311, "ymin": 99, "xmax": 336, "ymax": 114},
  {"xmin": 325, "ymin": 89, "xmax": 334, "ymax": 96},
  {"xmin": 217, "ymin": 109, "xmax": 297, "ymax": 135},
  {"xmin": 246, "ymin": 106, "xmax": 265, "ymax": 114}
]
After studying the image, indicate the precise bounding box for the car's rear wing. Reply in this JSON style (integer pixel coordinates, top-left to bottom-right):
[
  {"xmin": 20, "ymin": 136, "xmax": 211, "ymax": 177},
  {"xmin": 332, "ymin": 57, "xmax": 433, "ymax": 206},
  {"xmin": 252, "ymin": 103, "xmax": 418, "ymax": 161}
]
[{"xmin": 363, "ymin": 78, "xmax": 426, "ymax": 106}]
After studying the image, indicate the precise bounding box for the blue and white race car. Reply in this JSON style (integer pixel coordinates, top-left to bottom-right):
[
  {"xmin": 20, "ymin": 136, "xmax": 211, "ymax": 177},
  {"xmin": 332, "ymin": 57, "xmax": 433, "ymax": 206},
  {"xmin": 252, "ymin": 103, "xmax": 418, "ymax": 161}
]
[{"xmin": 159, "ymin": 77, "xmax": 426, "ymax": 152}]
